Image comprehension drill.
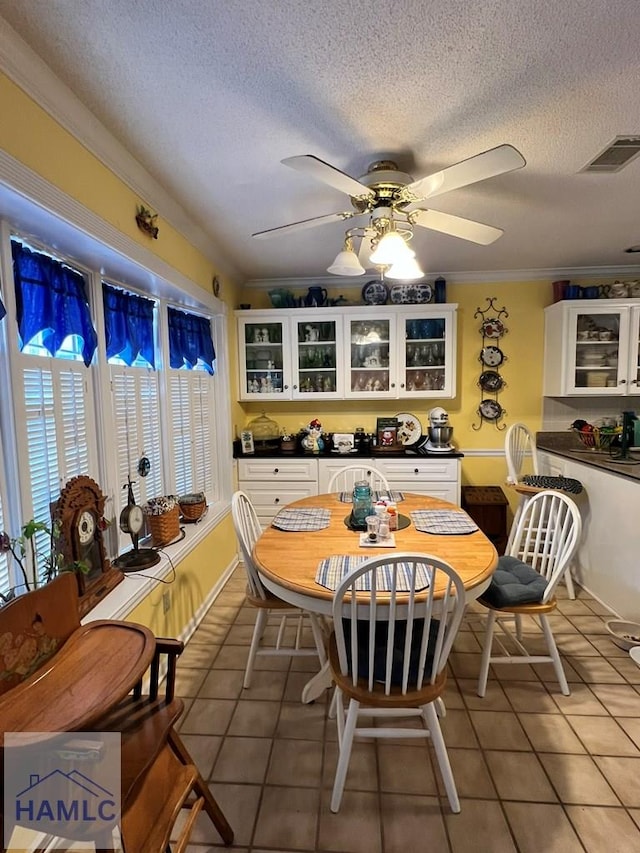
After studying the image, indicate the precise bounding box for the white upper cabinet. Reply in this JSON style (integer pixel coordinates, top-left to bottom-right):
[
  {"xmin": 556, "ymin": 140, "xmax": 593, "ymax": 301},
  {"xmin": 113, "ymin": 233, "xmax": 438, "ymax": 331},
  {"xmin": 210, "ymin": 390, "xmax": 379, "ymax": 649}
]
[
  {"xmin": 543, "ymin": 300, "xmax": 640, "ymax": 396},
  {"xmin": 237, "ymin": 305, "xmax": 457, "ymax": 401}
]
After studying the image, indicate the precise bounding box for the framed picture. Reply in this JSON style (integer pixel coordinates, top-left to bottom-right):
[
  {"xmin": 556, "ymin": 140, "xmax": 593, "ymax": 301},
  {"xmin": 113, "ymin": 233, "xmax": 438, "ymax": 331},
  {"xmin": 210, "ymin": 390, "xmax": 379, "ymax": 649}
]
[
  {"xmin": 376, "ymin": 417, "xmax": 398, "ymax": 448},
  {"xmin": 240, "ymin": 429, "xmax": 255, "ymax": 454}
]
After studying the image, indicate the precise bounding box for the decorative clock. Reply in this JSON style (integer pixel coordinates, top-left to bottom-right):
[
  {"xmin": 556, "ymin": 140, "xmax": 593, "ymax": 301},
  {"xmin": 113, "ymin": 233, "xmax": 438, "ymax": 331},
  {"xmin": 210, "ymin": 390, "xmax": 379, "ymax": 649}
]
[
  {"xmin": 113, "ymin": 476, "xmax": 160, "ymax": 572},
  {"xmin": 54, "ymin": 475, "xmax": 123, "ymax": 616}
]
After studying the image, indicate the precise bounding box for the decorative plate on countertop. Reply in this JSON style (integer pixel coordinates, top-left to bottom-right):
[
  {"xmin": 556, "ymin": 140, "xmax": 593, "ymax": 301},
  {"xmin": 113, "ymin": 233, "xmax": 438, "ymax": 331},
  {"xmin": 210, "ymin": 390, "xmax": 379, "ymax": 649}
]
[
  {"xmin": 389, "ymin": 282, "xmax": 433, "ymax": 304},
  {"xmin": 396, "ymin": 412, "xmax": 422, "ymax": 446},
  {"xmin": 362, "ymin": 280, "xmax": 388, "ymax": 305}
]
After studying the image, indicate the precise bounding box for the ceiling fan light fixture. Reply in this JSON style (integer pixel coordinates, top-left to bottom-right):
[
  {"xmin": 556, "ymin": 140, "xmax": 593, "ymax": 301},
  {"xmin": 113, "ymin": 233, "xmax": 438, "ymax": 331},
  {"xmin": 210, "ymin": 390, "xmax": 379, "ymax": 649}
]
[
  {"xmin": 327, "ymin": 239, "xmax": 366, "ymax": 276},
  {"xmin": 369, "ymin": 230, "xmax": 414, "ymax": 265},
  {"xmin": 385, "ymin": 256, "xmax": 425, "ymax": 280}
]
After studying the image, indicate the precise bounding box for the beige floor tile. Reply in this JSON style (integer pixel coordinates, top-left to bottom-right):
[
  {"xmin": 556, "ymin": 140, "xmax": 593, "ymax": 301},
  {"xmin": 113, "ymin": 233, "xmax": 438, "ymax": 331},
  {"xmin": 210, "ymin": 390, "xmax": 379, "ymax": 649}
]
[
  {"xmin": 518, "ymin": 712, "xmax": 586, "ymax": 753},
  {"xmin": 593, "ymin": 756, "xmax": 640, "ymax": 807},
  {"xmin": 214, "ymin": 590, "xmax": 247, "ymax": 608},
  {"xmin": 227, "ymin": 699, "xmax": 280, "ymax": 737},
  {"xmin": 211, "ymin": 644, "xmax": 250, "ymax": 670},
  {"xmin": 555, "ymin": 633, "xmax": 602, "ymax": 656},
  {"xmin": 584, "ymin": 598, "xmax": 618, "ymax": 616},
  {"xmin": 290, "ymin": 654, "xmax": 326, "ymax": 672},
  {"xmin": 590, "ymin": 683, "xmax": 640, "ymax": 716},
  {"xmin": 252, "ymin": 653, "xmax": 293, "ymax": 671},
  {"xmin": 203, "ymin": 604, "xmax": 242, "ymax": 624},
  {"xmin": 275, "ymin": 701, "xmax": 327, "ymax": 740},
  {"xmin": 381, "ymin": 793, "xmax": 448, "ymax": 853},
  {"xmin": 284, "ymin": 669, "xmax": 317, "ymax": 702},
  {"xmin": 503, "ymin": 801, "xmax": 584, "ymax": 853},
  {"xmin": 377, "ymin": 742, "xmax": 436, "ymax": 795},
  {"xmin": 206, "ymin": 782, "xmax": 262, "ymax": 847},
  {"xmin": 267, "ymin": 738, "xmax": 323, "ymax": 787},
  {"xmin": 457, "ymin": 677, "xmax": 512, "ymax": 710},
  {"xmin": 468, "ymin": 710, "xmax": 531, "ymax": 751},
  {"xmin": 452, "ymin": 631, "xmax": 482, "ymax": 653},
  {"xmin": 438, "ymin": 708, "xmax": 479, "ymax": 748},
  {"xmin": 233, "ymin": 605, "xmax": 261, "ymax": 625},
  {"xmin": 236, "ymin": 668, "xmax": 288, "ymax": 701},
  {"xmin": 567, "ymin": 615, "xmax": 609, "ymax": 634},
  {"xmin": 566, "ymin": 805, "xmax": 640, "ymax": 853},
  {"xmin": 484, "ymin": 751, "xmax": 557, "ymax": 801},
  {"xmin": 566, "ymin": 656, "xmax": 626, "ymax": 684},
  {"xmin": 610, "ymin": 656, "xmax": 640, "ymax": 683},
  {"xmin": 618, "ymin": 718, "xmax": 640, "ymax": 750},
  {"xmin": 438, "ymin": 747, "xmax": 498, "ymax": 800},
  {"xmin": 175, "ymin": 666, "xmax": 209, "ymax": 697},
  {"xmin": 551, "ymin": 682, "xmax": 608, "ymax": 716},
  {"xmin": 588, "ymin": 635, "xmax": 628, "ymax": 657},
  {"xmin": 544, "ymin": 613, "xmax": 579, "ymax": 633},
  {"xmin": 501, "ymin": 680, "xmax": 560, "ymax": 713},
  {"xmin": 539, "ymin": 753, "xmax": 619, "ymax": 805},
  {"xmin": 255, "ymin": 786, "xmax": 321, "ymax": 850},
  {"xmin": 198, "ymin": 668, "xmax": 245, "ymax": 699},
  {"xmin": 557, "ymin": 599, "xmax": 601, "ymax": 617},
  {"xmin": 441, "ymin": 680, "xmax": 466, "ymax": 709},
  {"xmin": 445, "ymin": 799, "xmax": 517, "ymax": 853},
  {"xmin": 177, "ymin": 642, "xmax": 222, "ymax": 669},
  {"xmin": 225, "ymin": 622, "xmax": 257, "ymax": 644},
  {"xmin": 322, "ymin": 740, "xmax": 379, "ymax": 791},
  {"xmin": 531, "ymin": 657, "xmax": 582, "ymax": 685},
  {"xmin": 630, "ymin": 808, "xmax": 640, "ymax": 830},
  {"xmin": 493, "ymin": 662, "xmax": 541, "ymax": 682},
  {"xmin": 180, "ymin": 697, "xmax": 236, "ymax": 735},
  {"xmin": 177, "ymin": 733, "xmax": 222, "ymax": 779},
  {"xmin": 448, "ymin": 651, "xmax": 484, "ymax": 679},
  {"xmin": 317, "ymin": 789, "xmax": 382, "ymax": 853},
  {"xmin": 567, "ymin": 715, "xmax": 640, "ymax": 756},
  {"xmin": 211, "ymin": 735, "xmax": 272, "ymax": 784},
  {"xmin": 188, "ymin": 620, "xmax": 231, "ymax": 644}
]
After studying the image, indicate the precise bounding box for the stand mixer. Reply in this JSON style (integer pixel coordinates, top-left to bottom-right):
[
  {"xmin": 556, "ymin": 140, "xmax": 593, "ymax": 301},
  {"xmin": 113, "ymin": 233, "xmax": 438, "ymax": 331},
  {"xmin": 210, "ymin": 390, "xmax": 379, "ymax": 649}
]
[{"xmin": 424, "ymin": 407, "xmax": 455, "ymax": 452}]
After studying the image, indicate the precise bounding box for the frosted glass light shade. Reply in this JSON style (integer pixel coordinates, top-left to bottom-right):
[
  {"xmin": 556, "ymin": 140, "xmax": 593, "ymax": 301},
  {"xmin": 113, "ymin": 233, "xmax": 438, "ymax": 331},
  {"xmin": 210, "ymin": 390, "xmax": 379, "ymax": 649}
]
[
  {"xmin": 327, "ymin": 248, "xmax": 365, "ymax": 276},
  {"xmin": 369, "ymin": 231, "xmax": 414, "ymax": 265},
  {"xmin": 386, "ymin": 256, "xmax": 425, "ymax": 280}
]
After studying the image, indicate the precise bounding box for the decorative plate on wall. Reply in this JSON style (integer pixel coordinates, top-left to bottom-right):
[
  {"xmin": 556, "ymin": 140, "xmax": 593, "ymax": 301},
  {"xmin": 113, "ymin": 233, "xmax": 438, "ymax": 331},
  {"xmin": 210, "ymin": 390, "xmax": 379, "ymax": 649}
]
[
  {"xmin": 479, "ymin": 398, "xmax": 503, "ymax": 420},
  {"xmin": 480, "ymin": 345, "xmax": 505, "ymax": 367},
  {"xmin": 479, "ymin": 370, "xmax": 505, "ymax": 392}
]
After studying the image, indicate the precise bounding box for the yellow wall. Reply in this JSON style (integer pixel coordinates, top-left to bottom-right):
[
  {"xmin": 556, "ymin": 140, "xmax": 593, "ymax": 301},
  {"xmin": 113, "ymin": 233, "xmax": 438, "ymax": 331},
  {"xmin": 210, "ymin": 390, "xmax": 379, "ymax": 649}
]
[{"xmin": 0, "ymin": 72, "xmax": 241, "ymax": 632}]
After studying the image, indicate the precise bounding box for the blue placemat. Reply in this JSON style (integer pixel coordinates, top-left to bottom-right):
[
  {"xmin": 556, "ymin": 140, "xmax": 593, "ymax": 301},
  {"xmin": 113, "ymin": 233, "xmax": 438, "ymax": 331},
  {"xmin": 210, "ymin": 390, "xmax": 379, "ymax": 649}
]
[
  {"xmin": 338, "ymin": 490, "xmax": 404, "ymax": 503},
  {"xmin": 411, "ymin": 509, "xmax": 479, "ymax": 535},
  {"xmin": 315, "ymin": 555, "xmax": 431, "ymax": 591},
  {"xmin": 272, "ymin": 507, "xmax": 330, "ymax": 532}
]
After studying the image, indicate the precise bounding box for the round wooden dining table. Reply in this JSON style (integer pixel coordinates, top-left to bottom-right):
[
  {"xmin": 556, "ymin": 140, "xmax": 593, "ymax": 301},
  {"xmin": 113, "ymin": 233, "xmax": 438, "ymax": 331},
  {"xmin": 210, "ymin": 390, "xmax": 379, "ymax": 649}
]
[{"xmin": 253, "ymin": 492, "xmax": 498, "ymax": 701}]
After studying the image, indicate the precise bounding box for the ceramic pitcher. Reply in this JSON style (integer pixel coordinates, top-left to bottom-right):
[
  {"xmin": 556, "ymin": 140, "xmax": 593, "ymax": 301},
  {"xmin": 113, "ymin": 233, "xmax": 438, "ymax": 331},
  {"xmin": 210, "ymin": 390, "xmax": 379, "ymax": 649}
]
[{"xmin": 305, "ymin": 286, "xmax": 328, "ymax": 307}]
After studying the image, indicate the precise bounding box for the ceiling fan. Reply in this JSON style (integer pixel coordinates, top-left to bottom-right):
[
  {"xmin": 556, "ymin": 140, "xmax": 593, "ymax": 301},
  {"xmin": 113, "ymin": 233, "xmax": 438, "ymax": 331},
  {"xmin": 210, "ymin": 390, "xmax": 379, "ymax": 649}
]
[{"xmin": 252, "ymin": 144, "xmax": 526, "ymax": 278}]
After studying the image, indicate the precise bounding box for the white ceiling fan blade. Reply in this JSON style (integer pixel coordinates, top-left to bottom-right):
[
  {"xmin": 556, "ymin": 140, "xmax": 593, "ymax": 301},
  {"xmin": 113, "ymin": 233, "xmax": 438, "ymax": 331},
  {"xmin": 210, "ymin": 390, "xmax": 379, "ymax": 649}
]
[
  {"xmin": 252, "ymin": 211, "xmax": 355, "ymax": 239},
  {"xmin": 282, "ymin": 155, "xmax": 375, "ymax": 200},
  {"xmin": 406, "ymin": 144, "xmax": 526, "ymax": 202},
  {"xmin": 412, "ymin": 209, "xmax": 504, "ymax": 245}
]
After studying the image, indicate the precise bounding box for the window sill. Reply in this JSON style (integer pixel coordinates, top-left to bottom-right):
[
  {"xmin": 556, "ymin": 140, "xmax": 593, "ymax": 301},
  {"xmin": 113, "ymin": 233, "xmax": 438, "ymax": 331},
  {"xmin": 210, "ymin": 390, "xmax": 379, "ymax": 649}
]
[{"xmin": 81, "ymin": 506, "xmax": 226, "ymax": 623}]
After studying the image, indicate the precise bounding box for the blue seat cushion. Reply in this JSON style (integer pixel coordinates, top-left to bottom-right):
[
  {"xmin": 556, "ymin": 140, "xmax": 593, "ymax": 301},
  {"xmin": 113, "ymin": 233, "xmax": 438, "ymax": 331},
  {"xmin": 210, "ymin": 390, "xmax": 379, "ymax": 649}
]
[
  {"xmin": 480, "ymin": 555, "xmax": 548, "ymax": 608},
  {"xmin": 343, "ymin": 618, "xmax": 440, "ymax": 685}
]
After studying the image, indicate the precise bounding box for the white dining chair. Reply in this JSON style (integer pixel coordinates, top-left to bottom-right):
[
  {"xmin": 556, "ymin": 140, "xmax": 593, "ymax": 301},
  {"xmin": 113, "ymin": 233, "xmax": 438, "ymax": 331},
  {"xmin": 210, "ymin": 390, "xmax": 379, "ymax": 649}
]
[
  {"xmin": 477, "ymin": 489, "xmax": 582, "ymax": 697},
  {"xmin": 327, "ymin": 464, "xmax": 390, "ymax": 494},
  {"xmin": 231, "ymin": 490, "xmax": 327, "ymax": 688},
  {"xmin": 328, "ymin": 552, "xmax": 466, "ymax": 814},
  {"xmin": 504, "ymin": 422, "xmax": 578, "ymax": 599}
]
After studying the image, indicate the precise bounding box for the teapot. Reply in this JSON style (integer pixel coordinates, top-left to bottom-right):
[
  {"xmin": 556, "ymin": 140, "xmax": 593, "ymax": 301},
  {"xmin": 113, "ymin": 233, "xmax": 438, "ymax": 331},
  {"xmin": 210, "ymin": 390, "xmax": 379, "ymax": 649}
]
[{"xmin": 304, "ymin": 286, "xmax": 328, "ymax": 307}]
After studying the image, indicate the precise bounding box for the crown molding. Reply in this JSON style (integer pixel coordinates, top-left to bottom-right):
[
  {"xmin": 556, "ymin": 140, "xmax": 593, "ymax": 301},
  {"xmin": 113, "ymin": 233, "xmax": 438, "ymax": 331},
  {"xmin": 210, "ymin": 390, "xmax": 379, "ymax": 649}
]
[
  {"xmin": 0, "ymin": 17, "xmax": 240, "ymax": 283},
  {"xmin": 244, "ymin": 264, "xmax": 640, "ymax": 290}
]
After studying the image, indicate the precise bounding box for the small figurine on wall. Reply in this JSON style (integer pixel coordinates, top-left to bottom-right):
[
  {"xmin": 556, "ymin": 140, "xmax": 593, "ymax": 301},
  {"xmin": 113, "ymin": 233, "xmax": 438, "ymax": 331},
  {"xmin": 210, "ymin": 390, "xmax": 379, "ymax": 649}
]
[
  {"xmin": 302, "ymin": 418, "xmax": 324, "ymax": 453},
  {"xmin": 135, "ymin": 205, "xmax": 159, "ymax": 239}
]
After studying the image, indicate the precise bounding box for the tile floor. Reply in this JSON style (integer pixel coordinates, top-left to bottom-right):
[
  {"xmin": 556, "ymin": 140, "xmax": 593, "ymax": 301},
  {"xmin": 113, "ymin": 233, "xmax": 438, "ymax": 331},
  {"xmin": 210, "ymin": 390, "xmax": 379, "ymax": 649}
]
[{"xmin": 174, "ymin": 567, "xmax": 640, "ymax": 853}]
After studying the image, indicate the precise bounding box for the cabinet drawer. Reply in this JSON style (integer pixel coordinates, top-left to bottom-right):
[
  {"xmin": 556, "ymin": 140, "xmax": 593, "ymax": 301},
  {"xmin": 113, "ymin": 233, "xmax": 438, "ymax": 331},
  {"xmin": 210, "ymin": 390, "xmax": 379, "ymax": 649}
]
[
  {"xmin": 374, "ymin": 458, "xmax": 458, "ymax": 482},
  {"xmin": 385, "ymin": 481, "xmax": 459, "ymax": 504},
  {"xmin": 237, "ymin": 458, "xmax": 317, "ymax": 482},
  {"xmin": 238, "ymin": 481, "xmax": 318, "ymax": 511}
]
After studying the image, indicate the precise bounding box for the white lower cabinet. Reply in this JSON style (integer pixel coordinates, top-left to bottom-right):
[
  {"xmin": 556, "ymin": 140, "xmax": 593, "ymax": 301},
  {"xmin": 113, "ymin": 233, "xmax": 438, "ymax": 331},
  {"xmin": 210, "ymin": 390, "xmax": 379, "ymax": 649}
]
[
  {"xmin": 236, "ymin": 458, "xmax": 318, "ymax": 527},
  {"xmin": 317, "ymin": 457, "xmax": 460, "ymax": 504}
]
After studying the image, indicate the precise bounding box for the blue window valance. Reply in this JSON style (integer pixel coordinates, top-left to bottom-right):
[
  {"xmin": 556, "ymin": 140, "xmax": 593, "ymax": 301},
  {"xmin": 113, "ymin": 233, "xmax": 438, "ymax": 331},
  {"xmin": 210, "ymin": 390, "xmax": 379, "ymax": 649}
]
[
  {"xmin": 167, "ymin": 307, "xmax": 215, "ymax": 375},
  {"xmin": 103, "ymin": 283, "xmax": 156, "ymax": 368},
  {"xmin": 11, "ymin": 240, "xmax": 97, "ymax": 366}
]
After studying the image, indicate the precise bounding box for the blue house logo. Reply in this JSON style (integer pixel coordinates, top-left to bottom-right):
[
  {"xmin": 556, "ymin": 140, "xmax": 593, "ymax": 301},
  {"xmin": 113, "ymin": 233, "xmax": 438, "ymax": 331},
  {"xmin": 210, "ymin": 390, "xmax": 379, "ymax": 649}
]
[{"xmin": 16, "ymin": 769, "xmax": 116, "ymax": 825}]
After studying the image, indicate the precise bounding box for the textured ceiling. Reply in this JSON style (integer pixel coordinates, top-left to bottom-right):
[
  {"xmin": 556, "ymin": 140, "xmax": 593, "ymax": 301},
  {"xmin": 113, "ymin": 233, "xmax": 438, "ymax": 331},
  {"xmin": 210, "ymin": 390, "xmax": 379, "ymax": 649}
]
[{"xmin": 1, "ymin": 0, "xmax": 640, "ymax": 283}]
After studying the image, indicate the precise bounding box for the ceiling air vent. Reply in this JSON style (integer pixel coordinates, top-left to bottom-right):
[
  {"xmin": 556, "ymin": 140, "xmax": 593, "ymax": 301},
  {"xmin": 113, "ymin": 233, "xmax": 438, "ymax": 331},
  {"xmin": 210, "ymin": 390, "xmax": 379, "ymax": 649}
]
[{"xmin": 582, "ymin": 136, "xmax": 640, "ymax": 173}]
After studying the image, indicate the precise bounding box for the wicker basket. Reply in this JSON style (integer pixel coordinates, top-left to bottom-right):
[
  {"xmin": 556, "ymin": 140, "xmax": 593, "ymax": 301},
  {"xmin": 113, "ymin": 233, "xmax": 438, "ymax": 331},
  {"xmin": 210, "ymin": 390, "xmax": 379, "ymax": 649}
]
[
  {"xmin": 147, "ymin": 505, "xmax": 181, "ymax": 545},
  {"xmin": 179, "ymin": 492, "xmax": 207, "ymax": 522}
]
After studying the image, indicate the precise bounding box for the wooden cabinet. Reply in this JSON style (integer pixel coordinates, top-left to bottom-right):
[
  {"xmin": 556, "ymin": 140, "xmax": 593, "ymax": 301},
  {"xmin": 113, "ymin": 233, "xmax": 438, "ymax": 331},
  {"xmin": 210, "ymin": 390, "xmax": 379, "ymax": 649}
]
[
  {"xmin": 317, "ymin": 456, "xmax": 461, "ymax": 504},
  {"xmin": 543, "ymin": 300, "xmax": 640, "ymax": 396},
  {"xmin": 236, "ymin": 458, "xmax": 318, "ymax": 526},
  {"xmin": 236, "ymin": 305, "xmax": 457, "ymax": 401}
]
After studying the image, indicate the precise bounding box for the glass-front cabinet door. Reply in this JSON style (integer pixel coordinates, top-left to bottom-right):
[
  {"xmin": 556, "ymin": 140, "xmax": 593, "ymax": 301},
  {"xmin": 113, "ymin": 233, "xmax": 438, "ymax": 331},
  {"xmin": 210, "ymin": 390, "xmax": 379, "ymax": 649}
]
[
  {"xmin": 627, "ymin": 305, "xmax": 640, "ymax": 394},
  {"xmin": 344, "ymin": 314, "xmax": 396, "ymax": 398},
  {"xmin": 398, "ymin": 308, "xmax": 456, "ymax": 398},
  {"xmin": 566, "ymin": 304, "xmax": 629, "ymax": 395},
  {"xmin": 237, "ymin": 314, "xmax": 292, "ymax": 400},
  {"xmin": 292, "ymin": 314, "xmax": 343, "ymax": 398}
]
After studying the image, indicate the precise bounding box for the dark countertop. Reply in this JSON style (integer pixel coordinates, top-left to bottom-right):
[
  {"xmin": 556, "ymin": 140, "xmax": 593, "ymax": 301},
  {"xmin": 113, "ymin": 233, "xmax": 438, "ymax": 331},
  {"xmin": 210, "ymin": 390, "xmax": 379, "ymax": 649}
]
[
  {"xmin": 233, "ymin": 443, "xmax": 464, "ymax": 460},
  {"xmin": 537, "ymin": 431, "xmax": 640, "ymax": 482}
]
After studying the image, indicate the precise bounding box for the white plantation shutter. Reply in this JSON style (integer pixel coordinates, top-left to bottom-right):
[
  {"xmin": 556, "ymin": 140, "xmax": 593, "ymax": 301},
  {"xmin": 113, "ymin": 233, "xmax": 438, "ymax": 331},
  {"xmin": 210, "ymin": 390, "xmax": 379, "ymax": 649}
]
[
  {"xmin": 169, "ymin": 371, "xmax": 214, "ymax": 498},
  {"xmin": 21, "ymin": 361, "xmax": 95, "ymax": 582},
  {"xmin": 111, "ymin": 367, "xmax": 163, "ymax": 527}
]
